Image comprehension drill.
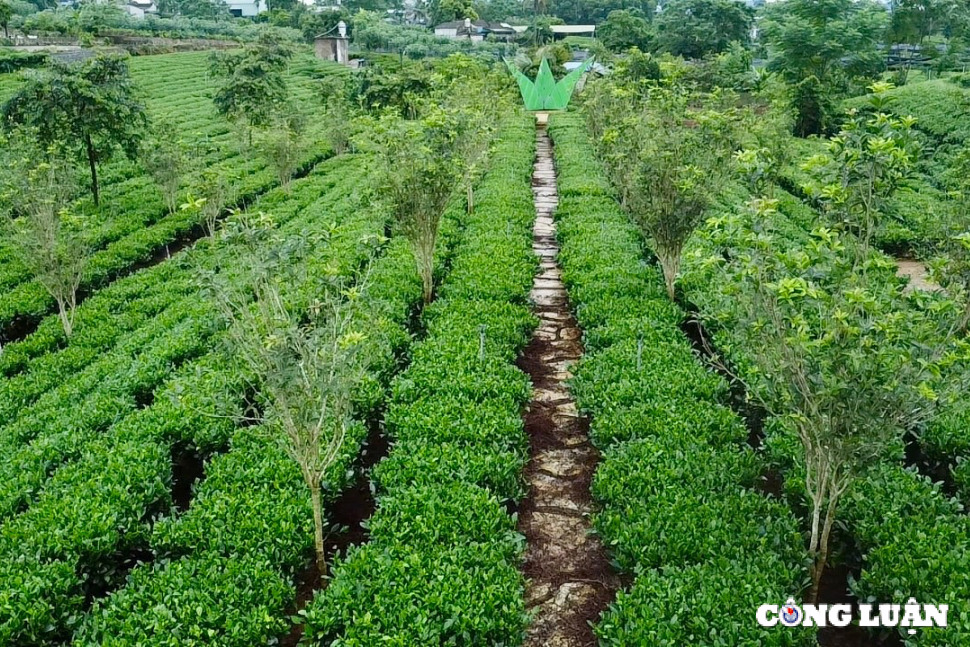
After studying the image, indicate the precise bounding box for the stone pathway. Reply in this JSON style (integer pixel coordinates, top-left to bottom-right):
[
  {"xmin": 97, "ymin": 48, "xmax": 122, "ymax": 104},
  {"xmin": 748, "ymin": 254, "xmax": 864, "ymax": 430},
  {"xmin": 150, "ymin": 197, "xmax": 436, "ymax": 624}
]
[{"xmin": 518, "ymin": 124, "xmax": 620, "ymax": 647}]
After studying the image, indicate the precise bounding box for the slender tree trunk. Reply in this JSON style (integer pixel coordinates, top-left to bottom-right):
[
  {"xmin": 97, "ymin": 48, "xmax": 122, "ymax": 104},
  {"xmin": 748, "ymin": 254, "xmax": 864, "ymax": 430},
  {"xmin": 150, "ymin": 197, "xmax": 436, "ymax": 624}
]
[
  {"xmin": 56, "ymin": 297, "xmax": 73, "ymax": 338},
  {"xmin": 807, "ymin": 498, "xmax": 822, "ymax": 596},
  {"xmin": 467, "ymin": 184, "xmax": 474, "ymax": 216},
  {"xmin": 421, "ymin": 259, "xmax": 434, "ymax": 304},
  {"xmin": 414, "ymin": 235, "xmax": 435, "ymax": 304},
  {"xmin": 658, "ymin": 247, "xmax": 681, "ymax": 301},
  {"xmin": 310, "ymin": 480, "xmax": 327, "ymax": 579},
  {"xmin": 810, "ymin": 490, "xmax": 840, "ymax": 603},
  {"xmin": 807, "ymin": 461, "xmax": 837, "ymax": 604},
  {"xmin": 85, "ymin": 134, "xmax": 100, "ymax": 207}
]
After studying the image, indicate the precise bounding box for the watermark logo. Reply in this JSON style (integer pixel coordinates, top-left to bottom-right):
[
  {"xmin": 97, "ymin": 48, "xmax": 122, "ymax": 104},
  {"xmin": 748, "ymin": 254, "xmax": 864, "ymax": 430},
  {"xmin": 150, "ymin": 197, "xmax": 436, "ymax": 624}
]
[
  {"xmin": 758, "ymin": 598, "xmax": 947, "ymax": 635},
  {"xmin": 779, "ymin": 602, "xmax": 801, "ymax": 626}
]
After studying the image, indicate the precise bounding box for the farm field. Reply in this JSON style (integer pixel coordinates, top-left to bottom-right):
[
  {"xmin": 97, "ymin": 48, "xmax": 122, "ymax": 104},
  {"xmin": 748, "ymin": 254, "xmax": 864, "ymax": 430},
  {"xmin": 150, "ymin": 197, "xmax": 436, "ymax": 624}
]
[
  {"xmin": 3, "ymin": 11, "xmax": 970, "ymax": 647},
  {"xmin": 0, "ymin": 43, "xmax": 546, "ymax": 646},
  {"xmin": 0, "ymin": 50, "xmax": 347, "ymax": 347}
]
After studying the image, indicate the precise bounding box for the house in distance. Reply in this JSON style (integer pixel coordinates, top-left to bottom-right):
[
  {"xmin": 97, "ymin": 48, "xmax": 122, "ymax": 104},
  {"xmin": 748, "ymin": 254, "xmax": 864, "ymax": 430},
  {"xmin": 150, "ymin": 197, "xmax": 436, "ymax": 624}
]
[{"xmin": 434, "ymin": 19, "xmax": 517, "ymax": 42}]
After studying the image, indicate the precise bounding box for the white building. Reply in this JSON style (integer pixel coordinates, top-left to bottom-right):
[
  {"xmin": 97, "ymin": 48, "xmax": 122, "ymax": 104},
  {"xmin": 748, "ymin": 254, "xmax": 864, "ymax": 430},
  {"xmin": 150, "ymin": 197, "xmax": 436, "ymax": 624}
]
[
  {"xmin": 227, "ymin": 0, "xmax": 267, "ymax": 17},
  {"xmin": 434, "ymin": 18, "xmax": 516, "ymax": 42},
  {"xmin": 550, "ymin": 24, "xmax": 596, "ymax": 38},
  {"xmin": 125, "ymin": 0, "xmax": 157, "ymax": 19}
]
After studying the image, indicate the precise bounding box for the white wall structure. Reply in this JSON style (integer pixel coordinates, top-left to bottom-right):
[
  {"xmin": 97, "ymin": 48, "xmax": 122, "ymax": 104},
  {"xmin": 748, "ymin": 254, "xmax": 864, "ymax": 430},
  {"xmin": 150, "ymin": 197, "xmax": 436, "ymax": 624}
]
[
  {"xmin": 227, "ymin": 0, "xmax": 267, "ymax": 17},
  {"xmin": 124, "ymin": 0, "xmax": 156, "ymax": 19}
]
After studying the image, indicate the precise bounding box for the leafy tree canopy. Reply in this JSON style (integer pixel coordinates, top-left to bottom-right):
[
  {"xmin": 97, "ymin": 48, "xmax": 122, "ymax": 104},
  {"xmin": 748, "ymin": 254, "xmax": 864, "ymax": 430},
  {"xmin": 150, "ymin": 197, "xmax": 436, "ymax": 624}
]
[
  {"xmin": 598, "ymin": 8, "xmax": 653, "ymax": 52},
  {"xmin": 762, "ymin": 0, "xmax": 887, "ymax": 83},
  {"xmin": 1, "ymin": 53, "xmax": 147, "ymax": 206},
  {"xmin": 210, "ymin": 32, "xmax": 293, "ymax": 141},
  {"xmin": 654, "ymin": 0, "xmax": 752, "ymax": 59},
  {"xmin": 428, "ymin": 0, "xmax": 478, "ymax": 24},
  {"xmin": 761, "ymin": 0, "xmax": 887, "ymax": 135},
  {"xmin": 548, "ymin": 0, "xmax": 655, "ymax": 25},
  {"xmin": 888, "ymin": 0, "xmax": 969, "ymax": 45},
  {"xmin": 473, "ymin": 0, "xmax": 528, "ymax": 21},
  {"xmin": 0, "ymin": 1, "xmax": 13, "ymax": 38},
  {"xmin": 157, "ymin": 0, "xmax": 229, "ymax": 19}
]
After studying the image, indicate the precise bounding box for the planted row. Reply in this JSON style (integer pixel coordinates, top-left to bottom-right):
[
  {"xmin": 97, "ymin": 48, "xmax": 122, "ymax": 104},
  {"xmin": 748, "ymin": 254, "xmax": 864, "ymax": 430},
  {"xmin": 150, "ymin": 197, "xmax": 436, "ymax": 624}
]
[
  {"xmin": 58, "ymin": 112, "xmax": 515, "ymax": 645},
  {"xmin": 549, "ymin": 113, "xmax": 813, "ymax": 646},
  {"xmin": 0, "ymin": 52, "xmax": 344, "ymax": 341},
  {"xmin": 0, "ymin": 153, "xmax": 393, "ymax": 646},
  {"xmin": 301, "ymin": 115, "xmax": 537, "ymax": 645}
]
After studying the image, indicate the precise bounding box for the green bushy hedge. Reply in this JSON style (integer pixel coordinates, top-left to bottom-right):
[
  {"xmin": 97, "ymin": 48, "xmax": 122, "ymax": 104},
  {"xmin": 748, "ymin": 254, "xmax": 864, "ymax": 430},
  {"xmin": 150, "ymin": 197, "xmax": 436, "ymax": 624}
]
[
  {"xmin": 594, "ymin": 438, "xmax": 805, "ymax": 573},
  {"xmin": 596, "ymin": 559, "xmax": 815, "ymax": 646},
  {"xmin": 0, "ymin": 53, "xmax": 342, "ymax": 341},
  {"xmin": 0, "ymin": 151, "xmax": 414, "ymax": 646},
  {"xmin": 549, "ymin": 112, "xmax": 813, "ymax": 646},
  {"xmin": 300, "ymin": 116, "xmax": 536, "ymax": 646},
  {"xmin": 841, "ymin": 464, "xmax": 970, "ymax": 646}
]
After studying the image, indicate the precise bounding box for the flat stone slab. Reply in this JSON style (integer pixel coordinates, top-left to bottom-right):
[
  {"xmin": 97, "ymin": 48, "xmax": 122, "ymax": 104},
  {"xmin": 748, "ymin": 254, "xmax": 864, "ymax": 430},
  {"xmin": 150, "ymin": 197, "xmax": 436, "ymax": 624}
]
[
  {"xmin": 532, "ymin": 290, "xmax": 567, "ymax": 307},
  {"xmin": 522, "ymin": 513, "xmax": 597, "ymax": 563},
  {"xmin": 533, "ymin": 386, "xmax": 571, "ymax": 404},
  {"xmin": 534, "ymin": 447, "xmax": 594, "ymax": 478}
]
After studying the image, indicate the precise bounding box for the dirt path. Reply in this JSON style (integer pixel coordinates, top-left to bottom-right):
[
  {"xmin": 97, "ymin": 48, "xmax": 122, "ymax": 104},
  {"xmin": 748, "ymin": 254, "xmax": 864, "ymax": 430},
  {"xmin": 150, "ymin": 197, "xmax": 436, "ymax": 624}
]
[
  {"xmin": 895, "ymin": 258, "xmax": 940, "ymax": 292},
  {"xmin": 517, "ymin": 124, "xmax": 620, "ymax": 647}
]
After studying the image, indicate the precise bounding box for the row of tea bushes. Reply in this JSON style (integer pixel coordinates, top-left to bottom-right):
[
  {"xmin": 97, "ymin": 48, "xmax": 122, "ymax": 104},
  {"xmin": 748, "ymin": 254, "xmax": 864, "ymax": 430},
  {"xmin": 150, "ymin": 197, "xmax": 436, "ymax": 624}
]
[
  {"xmin": 0, "ymin": 52, "xmax": 343, "ymax": 341},
  {"xmin": 841, "ymin": 463, "xmax": 970, "ymax": 646},
  {"xmin": 75, "ymin": 236, "xmax": 423, "ymax": 647},
  {"xmin": 0, "ymin": 157, "xmax": 369, "ymax": 526},
  {"xmin": 920, "ymin": 402, "xmax": 970, "ymax": 502},
  {"xmin": 672, "ymin": 130, "xmax": 970, "ymax": 645},
  {"xmin": 549, "ymin": 113, "xmax": 814, "ymax": 646},
  {"xmin": 300, "ymin": 115, "xmax": 538, "ymax": 645},
  {"xmin": 0, "ymin": 155, "xmax": 396, "ymax": 646},
  {"xmin": 43, "ymin": 116, "xmax": 509, "ymax": 646}
]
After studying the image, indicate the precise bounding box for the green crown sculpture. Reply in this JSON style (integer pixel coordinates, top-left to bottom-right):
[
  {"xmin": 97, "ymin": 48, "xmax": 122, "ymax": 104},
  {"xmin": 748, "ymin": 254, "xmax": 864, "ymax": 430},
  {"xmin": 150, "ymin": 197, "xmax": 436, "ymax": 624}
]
[{"xmin": 505, "ymin": 57, "xmax": 595, "ymax": 111}]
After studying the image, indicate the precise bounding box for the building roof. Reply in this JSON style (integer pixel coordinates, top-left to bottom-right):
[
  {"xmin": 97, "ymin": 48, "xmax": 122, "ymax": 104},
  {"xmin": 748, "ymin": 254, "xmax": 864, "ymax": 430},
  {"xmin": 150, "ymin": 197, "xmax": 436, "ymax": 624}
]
[
  {"xmin": 550, "ymin": 25, "xmax": 596, "ymax": 34},
  {"xmin": 434, "ymin": 20, "xmax": 516, "ymax": 35}
]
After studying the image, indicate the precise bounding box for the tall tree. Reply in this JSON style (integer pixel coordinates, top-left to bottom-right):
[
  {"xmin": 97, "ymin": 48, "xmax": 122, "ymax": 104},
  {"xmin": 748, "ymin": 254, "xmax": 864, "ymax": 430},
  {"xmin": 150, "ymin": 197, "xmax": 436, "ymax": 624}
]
[
  {"xmin": 0, "ymin": 133, "xmax": 88, "ymax": 338},
  {"xmin": 801, "ymin": 85, "xmax": 920, "ymax": 262},
  {"xmin": 888, "ymin": 0, "xmax": 964, "ymax": 47},
  {"xmin": 2, "ymin": 54, "xmax": 148, "ymax": 206},
  {"xmin": 598, "ymin": 8, "xmax": 653, "ymax": 52},
  {"xmin": 589, "ymin": 85, "xmax": 737, "ymax": 299},
  {"xmin": 375, "ymin": 108, "xmax": 466, "ymax": 304},
  {"xmin": 697, "ymin": 97, "xmax": 957, "ymax": 602},
  {"xmin": 256, "ymin": 110, "xmax": 308, "ymax": 190},
  {"xmin": 701, "ymin": 198, "xmax": 968, "ymax": 602},
  {"xmin": 653, "ymin": 0, "xmax": 753, "ymax": 59},
  {"xmin": 202, "ymin": 212, "xmax": 372, "ymax": 580},
  {"xmin": 761, "ymin": 0, "xmax": 887, "ymax": 135},
  {"xmin": 143, "ymin": 120, "xmax": 188, "ymax": 217},
  {"xmin": 0, "ymin": 0, "xmax": 12, "ymax": 39},
  {"xmin": 210, "ymin": 33, "xmax": 293, "ymax": 148}
]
